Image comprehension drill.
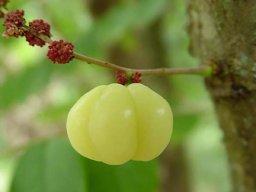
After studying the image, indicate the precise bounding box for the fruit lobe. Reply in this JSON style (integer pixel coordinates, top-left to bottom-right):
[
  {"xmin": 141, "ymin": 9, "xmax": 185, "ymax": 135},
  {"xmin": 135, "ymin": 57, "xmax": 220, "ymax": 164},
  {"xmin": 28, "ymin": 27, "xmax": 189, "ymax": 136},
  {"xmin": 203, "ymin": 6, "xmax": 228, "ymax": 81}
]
[{"xmin": 66, "ymin": 83, "xmax": 173, "ymax": 165}]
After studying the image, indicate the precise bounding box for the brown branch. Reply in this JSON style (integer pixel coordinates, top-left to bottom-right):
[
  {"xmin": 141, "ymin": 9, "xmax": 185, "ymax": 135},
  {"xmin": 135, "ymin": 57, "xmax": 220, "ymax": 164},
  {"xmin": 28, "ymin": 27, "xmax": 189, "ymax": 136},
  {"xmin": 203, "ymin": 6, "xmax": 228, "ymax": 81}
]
[
  {"xmin": 36, "ymin": 34, "xmax": 213, "ymax": 76},
  {"xmin": 38, "ymin": 34, "xmax": 212, "ymax": 76},
  {"xmin": 1, "ymin": 15, "xmax": 213, "ymax": 77},
  {"xmin": 73, "ymin": 52, "xmax": 212, "ymax": 76}
]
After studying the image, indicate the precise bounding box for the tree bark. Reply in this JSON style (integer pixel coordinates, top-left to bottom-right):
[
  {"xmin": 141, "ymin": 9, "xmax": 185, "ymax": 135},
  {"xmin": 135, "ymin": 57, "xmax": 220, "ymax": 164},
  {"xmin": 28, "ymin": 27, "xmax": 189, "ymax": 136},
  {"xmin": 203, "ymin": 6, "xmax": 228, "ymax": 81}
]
[{"xmin": 187, "ymin": 1, "xmax": 256, "ymax": 191}]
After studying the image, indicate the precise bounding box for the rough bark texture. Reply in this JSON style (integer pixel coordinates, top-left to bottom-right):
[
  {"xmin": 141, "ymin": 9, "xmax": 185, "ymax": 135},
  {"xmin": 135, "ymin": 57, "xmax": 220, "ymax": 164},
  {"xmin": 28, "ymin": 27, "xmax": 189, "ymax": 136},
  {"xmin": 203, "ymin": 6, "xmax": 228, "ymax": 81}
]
[{"xmin": 187, "ymin": 1, "xmax": 256, "ymax": 191}]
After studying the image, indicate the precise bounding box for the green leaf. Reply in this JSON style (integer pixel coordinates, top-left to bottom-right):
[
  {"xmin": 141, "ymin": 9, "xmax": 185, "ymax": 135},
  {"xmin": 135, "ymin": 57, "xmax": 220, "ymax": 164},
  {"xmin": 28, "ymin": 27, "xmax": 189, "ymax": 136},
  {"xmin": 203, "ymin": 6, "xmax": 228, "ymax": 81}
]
[
  {"xmin": 86, "ymin": 160, "xmax": 158, "ymax": 192},
  {"xmin": 37, "ymin": 104, "xmax": 71, "ymax": 123},
  {"xmin": 75, "ymin": 0, "xmax": 168, "ymax": 57},
  {"xmin": 116, "ymin": 161, "xmax": 158, "ymax": 192},
  {"xmin": 10, "ymin": 137, "xmax": 158, "ymax": 192},
  {"xmin": 0, "ymin": 63, "xmax": 53, "ymax": 111},
  {"xmin": 134, "ymin": 0, "xmax": 167, "ymax": 27},
  {"xmin": 172, "ymin": 113, "xmax": 199, "ymax": 145},
  {"xmin": 10, "ymin": 138, "xmax": 88, "ymax": 192},
  {"xmin": 44, "ymin": 0, "xmax": 89, "ymax": 38}
]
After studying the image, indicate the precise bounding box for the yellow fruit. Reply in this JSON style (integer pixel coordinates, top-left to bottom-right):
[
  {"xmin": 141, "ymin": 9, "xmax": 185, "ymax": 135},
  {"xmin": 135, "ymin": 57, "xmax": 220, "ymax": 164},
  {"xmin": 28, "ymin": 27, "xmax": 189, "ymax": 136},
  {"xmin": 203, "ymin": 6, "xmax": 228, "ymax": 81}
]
[{"xmin": 66, "ymin": 83, "xmax": 173, "ymax": 165}]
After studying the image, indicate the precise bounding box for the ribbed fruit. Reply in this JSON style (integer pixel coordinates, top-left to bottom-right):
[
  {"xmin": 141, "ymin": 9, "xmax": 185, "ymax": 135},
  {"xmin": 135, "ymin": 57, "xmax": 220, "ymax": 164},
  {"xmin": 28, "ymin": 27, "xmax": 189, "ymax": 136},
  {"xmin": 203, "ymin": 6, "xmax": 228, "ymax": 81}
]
[{"xmin": 66, "ymin": 83, "xmax": 173, "ymax": 165}]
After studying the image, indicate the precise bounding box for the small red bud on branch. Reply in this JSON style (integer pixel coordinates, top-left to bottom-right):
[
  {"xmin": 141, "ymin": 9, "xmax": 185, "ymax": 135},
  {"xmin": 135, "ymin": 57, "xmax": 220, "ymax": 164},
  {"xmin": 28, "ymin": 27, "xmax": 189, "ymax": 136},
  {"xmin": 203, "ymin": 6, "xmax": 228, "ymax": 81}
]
[
  {"xmin": 47, "ymin": 40, "xmax": 74, "ymax": 64},
  {"xmin": 25, "ymin": 19, "xmax": 51, "ymax": 47}
]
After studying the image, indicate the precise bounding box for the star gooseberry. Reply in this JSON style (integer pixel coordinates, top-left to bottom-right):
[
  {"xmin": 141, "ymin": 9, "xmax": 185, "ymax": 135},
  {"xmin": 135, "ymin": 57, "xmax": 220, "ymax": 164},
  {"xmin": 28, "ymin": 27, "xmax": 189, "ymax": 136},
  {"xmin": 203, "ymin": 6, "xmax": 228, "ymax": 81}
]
[{"xmin": 66, "ymin": 83, "xmax": 173, "ymax": 165}]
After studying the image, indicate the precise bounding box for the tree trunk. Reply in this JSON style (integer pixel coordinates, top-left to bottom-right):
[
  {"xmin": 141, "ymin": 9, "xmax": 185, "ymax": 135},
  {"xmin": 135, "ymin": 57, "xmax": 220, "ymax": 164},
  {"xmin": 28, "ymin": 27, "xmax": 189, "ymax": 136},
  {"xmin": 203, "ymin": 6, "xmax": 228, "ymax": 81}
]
[{"xmin": 187, "ymin": 1, "xmax": 256, "ymax": 191}]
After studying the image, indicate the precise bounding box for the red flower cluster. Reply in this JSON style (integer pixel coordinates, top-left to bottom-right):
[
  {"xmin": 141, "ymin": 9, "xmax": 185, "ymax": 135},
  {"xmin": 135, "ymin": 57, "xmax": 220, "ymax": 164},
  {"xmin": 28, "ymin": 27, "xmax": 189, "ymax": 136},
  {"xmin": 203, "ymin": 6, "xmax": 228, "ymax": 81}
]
[
  {"xmin": 2, "ymin": 9, "xmax": 75, "ymax": 64},
  {"xmin": 116, "ymin": 70, "xmax": 142, "ymax": 85},
  {"xmin": 0, "ymin": 0, "xmax": 8, "ymax": 6},
  {"xmin": 47, "ymin": 40, "xmax": 74, "ymax": 64},
  {"xmin": 116, "ymin": 70, "xmax": 129, "ymax": 85},
  {"xmin": 25, "ymin": 19, "xmax": 51, "ymax": 47},
  {"xmin": 131, "ymin": 72, "xmax": 142, "ymax": 83},
  {"xmin": 3, "ymin": 10, "xmax": 25, "ymax": 37}
]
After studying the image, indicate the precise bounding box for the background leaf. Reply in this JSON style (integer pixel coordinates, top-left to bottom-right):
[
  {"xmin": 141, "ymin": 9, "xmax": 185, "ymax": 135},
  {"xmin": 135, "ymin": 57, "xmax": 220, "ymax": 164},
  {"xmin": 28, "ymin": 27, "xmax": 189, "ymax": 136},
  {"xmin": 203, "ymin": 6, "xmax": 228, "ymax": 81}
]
[
  {"xmin": 172, "ymin": 113, "xmax": 199, "ymax": 145},
  {"xmin": 75, "ymin": 0, "xmax": 168, "ymax": 57},
  {"xmin": 86, "ymin": 160, "xmax": 158, "ymax": 192},
  {"xmin": 10, "ymin": 138, "xmax": 158, "ymax": 192},
  {"xmin": 0, "ymin": 63, "xmax": 53, "ymax": 111},
  {"xmin": 10, "ymin": 138, "xmax": 88, "ymax": 192}
]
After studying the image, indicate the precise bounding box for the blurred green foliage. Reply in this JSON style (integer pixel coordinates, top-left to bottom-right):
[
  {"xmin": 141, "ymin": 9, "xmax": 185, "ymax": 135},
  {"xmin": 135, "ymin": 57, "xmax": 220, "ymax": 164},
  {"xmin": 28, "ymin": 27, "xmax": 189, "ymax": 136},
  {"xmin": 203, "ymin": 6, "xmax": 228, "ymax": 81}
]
[
  {"xmin": 11, "ymin": 139, "xmax": 88, "ymax": 192},
  {"xmin": 0, "ymin": 0, "xmax": 230, "ymax": 192},
  {"xmin": 11, "ymin": 138, "xmax": 158, "ymax": 192},
  {"xmin": 0, "ymin": 63, "xmax": 53, "ymax": 110}
]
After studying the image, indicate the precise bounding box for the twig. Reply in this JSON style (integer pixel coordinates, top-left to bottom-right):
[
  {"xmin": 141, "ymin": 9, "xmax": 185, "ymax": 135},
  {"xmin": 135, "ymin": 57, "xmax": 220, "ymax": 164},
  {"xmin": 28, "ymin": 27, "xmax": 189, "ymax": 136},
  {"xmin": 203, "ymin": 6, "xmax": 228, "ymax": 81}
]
[
  {"xmin": 38, "ymin": 34, "xmax": 212, "ymax": 76},
  {"xmin": 1, "ymin": 12, "xmax": 213, "ymax": 77},
  {"xmin": 73, "ymin": 52, "xmax": 212, "ymax": 76}
]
